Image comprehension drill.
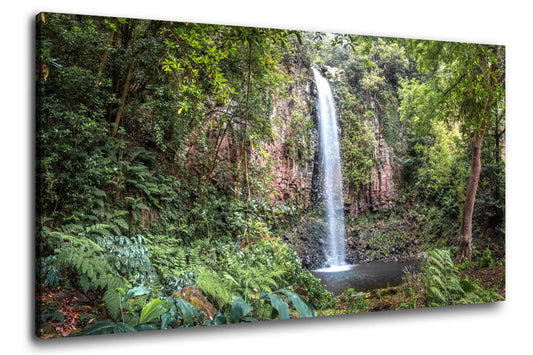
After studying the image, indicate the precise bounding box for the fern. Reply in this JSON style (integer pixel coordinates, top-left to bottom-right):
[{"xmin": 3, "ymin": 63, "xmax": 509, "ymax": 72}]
[
  {"xmin": 196, "ymin": 268, "xmax": 234, "ymax": 309},
  {"xmin": 460, "ymin": 278, "xmax": 480, "ymax": 293},
  {"xmin": 188, "ymin": 247, "xmax": 201, "ymax": 267},
  {"xmin": 58, "ymin": 223, "xmax": 85, "ymax": 236},
  {"xmin": 428, "ymin": 286, "xmax": 447, "ymax": 307},
  {"xmin": 51, "ymin": 232, "xmax": 147, "ymax": 317},
  {"xmin": 87, "ymin": 224, "xmax": 112, "ymax": 237},
  {"xmin": 145, "ymin": 234, "xmax": 188, "ymax": 279},
  {"xmin": 113, "ymin": 218, "xmax": 129, "ymax": 231},
  {"xmin": 93, "ymin": 188, "xmax": 107, "ymax": 198},
  {"xmin": 195, "ymin": 257, "xmax": 286, "ymax": 311},
  {"xmin": 411, "ymin": 249, "xmax": 502, "ymax": 307},
  {"xmin": 103, "ymin": 287, "xmax": 125, "ymax": 321},
  {"xmin": 175, "ymin": 249, "xmax": 187, "ymax": 269}
]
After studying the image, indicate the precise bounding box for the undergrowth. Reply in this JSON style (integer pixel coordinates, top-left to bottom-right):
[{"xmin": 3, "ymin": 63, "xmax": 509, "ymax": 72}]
[{"xmin": 404, "ymin": 249, "xmax": 503, "ymax": 308}]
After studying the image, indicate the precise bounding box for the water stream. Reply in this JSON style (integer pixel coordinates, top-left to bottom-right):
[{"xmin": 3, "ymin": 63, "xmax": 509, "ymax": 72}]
[{"xmin": 313, "ymin": 67, "xmax": 346, "ymax": 267}]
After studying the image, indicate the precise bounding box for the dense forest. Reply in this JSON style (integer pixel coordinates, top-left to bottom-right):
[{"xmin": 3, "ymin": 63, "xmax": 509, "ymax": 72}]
[{"xmin": 35, "ymin": 12, "xmax": 505, "ymax": 338}]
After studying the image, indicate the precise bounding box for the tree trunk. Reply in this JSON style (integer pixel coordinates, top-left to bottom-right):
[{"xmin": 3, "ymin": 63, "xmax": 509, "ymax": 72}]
[
  {"xmin": 456, "ymin": 123, "xmax": 486, "ymax": 263},
  {"xmin": 243, "ymin": 40, "xmax": 253, "ymax": 202},
  {"xmin": 95, "ymin": 18, "xmax": 118, "ymax": 86},
  {"xmin": 111, "ymin": 60, "xmax": 135, "ymax": 137}
]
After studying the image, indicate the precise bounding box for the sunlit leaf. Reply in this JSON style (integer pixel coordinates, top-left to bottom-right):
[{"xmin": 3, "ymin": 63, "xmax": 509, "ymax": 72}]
[{"xmin": 139, "ymin": 299, "xmax": 171, "ymax": 324}]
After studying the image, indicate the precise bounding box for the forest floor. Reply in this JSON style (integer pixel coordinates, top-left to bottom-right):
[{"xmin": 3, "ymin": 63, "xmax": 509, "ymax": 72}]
[
  {"xmin": 36, "ymin": 284, "xmax": 99, "ymax": 338},
  {"xmin": 462, "ymin": 264, "xmax": 506, "ymax": 299}
]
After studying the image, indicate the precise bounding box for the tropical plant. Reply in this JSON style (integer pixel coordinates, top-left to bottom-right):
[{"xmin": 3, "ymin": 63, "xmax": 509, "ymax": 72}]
[
  {"xmin": 72, "ymin": 284, "xmax": 316, "ymax": 336},
  {"xmin": 405, "ymin": 249, "xmax": 503, "ymax": 307}
]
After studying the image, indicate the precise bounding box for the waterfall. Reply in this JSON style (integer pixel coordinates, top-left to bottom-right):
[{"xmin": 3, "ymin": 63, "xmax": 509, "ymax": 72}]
[{"xmin": 313, "ymin": 67, "xmax": 346, "ymax": 268}]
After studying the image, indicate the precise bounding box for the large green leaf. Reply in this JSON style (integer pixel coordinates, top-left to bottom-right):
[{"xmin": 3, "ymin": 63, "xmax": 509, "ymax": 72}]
[
  {"xmin": 72, "ymin": 321, "xmax": 135, "ymax": 336},
  {"xmin": 134, "ymin": 324, "xmax": 159, "ymax": 332},
  {"xmin": 229, "ymin": 296, "xmax": 253, "ymax": 323},
  {"xmin": 279, "ymin": 289, "xmax": 316, "ymax": 318},
  {"xmin": 139, "ymin": 299, "xmax": 171, "ymax": 324},
  {"xmin": 160, "ymin": 312, "xmax": 172, "ymax": 329},
  {"xmin": 71, "ymin": 321, "xmax": 114, "ymax": 336},
  {"xmin": 213, "ymin": 313, "xmax": 226, "ymax": 325},
  {"xmin": 122, "ymin": 286, "xmax": 150, "ymax": 303},
  {"xmin": 171, "ymin": 296, "xmax": 202, "ymax": 326},
  {"xmin": 266, "ymin": 293, "xmax": 290, "ymax": 320},
  {"xmin": 113, "ymin": 322, "xmax": 137, "ymax": 333}
]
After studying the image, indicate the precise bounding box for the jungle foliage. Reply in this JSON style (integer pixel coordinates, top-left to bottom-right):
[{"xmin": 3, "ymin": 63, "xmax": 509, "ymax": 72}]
[
  {"xmin": 35, "ymin": 13, "xmax": 504, "ymax": 338},
  {"xmin": 36, "ymin": 13, "xmax": 330, "ymax": 338}
]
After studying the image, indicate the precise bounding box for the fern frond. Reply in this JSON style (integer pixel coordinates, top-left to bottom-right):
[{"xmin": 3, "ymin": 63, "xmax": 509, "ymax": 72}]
[
  {"xmin": 428, "ymin": 286, "xmax": 447, "ymax": 306},
  {"xmin": 85, "ymin": 223, "xmax": 112, "ymax": 236},
  {"xmin": 196, "ymin": 269, "xmax": 233, "ymax": 308},
  {"xmin": 79, "ymin": 275, "xmax": 91, "ymax": 294},
  {"xmin": 93, "ymin": 188, "xmax": 107, "ymax": 198},
  {"xmin": 59, "ymin": 223, "xmax": 84, "ymax": 235},
  {"xmin": 175, "ymin": 249, "xmax": 187, "ymax": 269},
  {"xmin": 103, "ymin": 287, "xmax": 125, "ymax": 321},
  {"xmin": 113, "ymin": 218, "xmax": 129, "ymax": 231},
  {"xmin": 460, "ymin": 278, "xmax": 481, "ymax": 293}
]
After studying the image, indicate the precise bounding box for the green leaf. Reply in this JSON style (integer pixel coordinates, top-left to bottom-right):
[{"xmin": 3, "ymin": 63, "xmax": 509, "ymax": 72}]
[
  {"xmin": 134, "ymin": 203, "xmax": 150, "ymax": 210},
  {"xmin": 160, "ymin": 313, "xmax": 172, "ymax": 329},
  {"xmin": 75, "ymin": 321, "xmax": 116, "ymax": 335},
  {"xmin": 139, "ymin": 299, "xmax": 171, "ymax": 324},
  {"xmin": 73, "ymin": 321, "xmax": 135, "ymax": 336},
  {"xmin": 213, "ymin": 313, "xmax": 226, "ymax": 325},
  {"xmin": 266, "ymin": 293, "xmax": 290, "ymax": 320},
  {"xmin": 113, "ymin": 322, "xmax": 137, "ymax": 333},
  {"xmin": 122, "ymin": 286, "xmax": 150, "ymax": 303},
  {"xmin": 229, "ymin": 296, "xmax": 253, "ymax": 323},
  {"xmin": 134, "ymin": 324, "xmax": 159, "ymax": 332},
  {"xmin": 93, "ymin": 188, "xmax": 107, "ymax": 197},
  {"xmin": 460, "ymin": 279, "xmax": 480, "ymax": 293},
  {"xmin": 170, "ymin": 296, "xmax": 201, "ymax": 326},
  {"xmin": 279, "ymin": 289, "xmax": 316, "ymax": 318},
  {"xmin": 114, "ymin": 218, "xmax": 129, "ymax": 230}
]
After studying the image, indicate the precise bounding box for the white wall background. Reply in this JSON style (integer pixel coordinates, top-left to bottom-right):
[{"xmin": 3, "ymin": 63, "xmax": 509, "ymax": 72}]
[{"xmin": 3, "ymin": 1, "xmax": 530, "ymax": 353}]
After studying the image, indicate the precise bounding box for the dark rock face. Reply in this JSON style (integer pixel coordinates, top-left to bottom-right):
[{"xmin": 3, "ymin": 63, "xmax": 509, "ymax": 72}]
[
  {"xmin": 346, "ymin": 114, "xmax": 397, "ymax": 216},
  {"xmin": 254, "ymin": 64, "xmax": 316, "ymax": 208},
  {"xmin": 285, "ymin": 214, "xmax": 328, "ymax": 270}
]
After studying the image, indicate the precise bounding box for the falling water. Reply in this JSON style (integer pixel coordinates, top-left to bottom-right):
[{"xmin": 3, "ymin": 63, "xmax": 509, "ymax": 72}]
[{"xmin": 313, "ymin": 67, "xmax": 346, "ymax": 268}]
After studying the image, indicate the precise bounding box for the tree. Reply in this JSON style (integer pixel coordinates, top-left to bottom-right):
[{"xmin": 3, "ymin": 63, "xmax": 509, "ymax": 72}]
[{"xmin": 408, "ymin": 41, "xmax": 505, "ymax": 262}]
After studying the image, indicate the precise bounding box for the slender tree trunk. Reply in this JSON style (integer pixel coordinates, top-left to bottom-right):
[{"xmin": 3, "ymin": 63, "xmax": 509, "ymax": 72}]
[
  {"xmin": 243, "ymin": 41, "xmax": 253, "ymax": 202},
  {"xmin": 456, "ymin": 123, "xmax": 486, "ymax": 263},
  {"xmin": 95, "ymin": 18, "xmax": 118, "ymax": 86},
  {"xmin": 111, "ymin": 60, "xmax": 135, "ymax": 137}
]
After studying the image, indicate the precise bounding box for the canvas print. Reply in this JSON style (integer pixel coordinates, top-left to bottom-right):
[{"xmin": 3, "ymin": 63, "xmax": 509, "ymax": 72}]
[{"xmin": 35, "ymin": 12, "xmax": 505, "ymax": 338}]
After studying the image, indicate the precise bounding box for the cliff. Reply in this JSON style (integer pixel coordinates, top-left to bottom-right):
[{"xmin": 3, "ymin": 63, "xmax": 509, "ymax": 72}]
[{"xmin": 346, "ymin": 111, "xmax": 396, "ymax": 215}]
